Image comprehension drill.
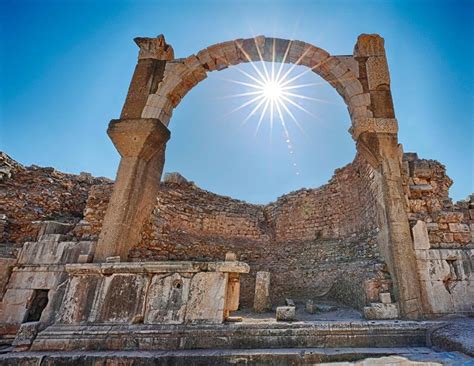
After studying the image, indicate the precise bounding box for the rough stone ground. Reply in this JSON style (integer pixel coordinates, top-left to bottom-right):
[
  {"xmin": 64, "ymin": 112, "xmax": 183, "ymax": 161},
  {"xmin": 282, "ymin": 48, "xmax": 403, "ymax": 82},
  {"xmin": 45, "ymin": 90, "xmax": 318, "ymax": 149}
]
[
  {"xmin": 0, "ymin": 348, "xmax": 471, "ymax": 365},
  {"xmin": 431, "ymin": 318, "xmax": 474, "ymax": 357},
  {"xmin": 236, "ymin": 301, "xmax": 363, "ymax": 323}
]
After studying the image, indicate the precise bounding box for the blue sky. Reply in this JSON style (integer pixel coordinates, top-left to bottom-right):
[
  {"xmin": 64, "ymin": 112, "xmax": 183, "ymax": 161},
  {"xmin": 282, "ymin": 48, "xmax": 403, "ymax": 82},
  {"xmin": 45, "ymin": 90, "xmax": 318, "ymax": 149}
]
[{"xmin": 1, "ymin": 0, "xmax": 473, "ymax": 203}]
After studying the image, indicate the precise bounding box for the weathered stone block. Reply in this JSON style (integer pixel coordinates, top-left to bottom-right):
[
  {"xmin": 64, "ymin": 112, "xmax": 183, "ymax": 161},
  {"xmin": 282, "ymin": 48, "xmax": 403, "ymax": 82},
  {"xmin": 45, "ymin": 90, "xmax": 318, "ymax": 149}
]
[
  {"xmin": 448, "ymin": 223, "xmax": 469, "ymax": 233},
  {"xmin": 144, "ymin": 273, "xmax": 190, "ymax": 324},
  {"xmin": 363, "ymin": 303, "xmax": 399, "ymax": 319},
  {"xmin": 12, "ymin": 321, "xmax": 40, "ymax": 351},
  {"xmin": 185, "ymin": 272, "xmax": 227, "ymax": 324},
  {"xmin": 412, "ymin": 221, "xmax": 430, "ymax": 250},
  {"xmin": 305, "ymin": 300, "xmax": 317, "ymax": 314},
  {"xmin": 254, "ymin": 271, "xmax": 271, "ymax": 313},
  {"xmin": 276, "ymin": 306, "xmax": 296, "ymax": 321},
  {"xmin": 379, "ymin": 292, "xmax": 392, "ymax": 304}
]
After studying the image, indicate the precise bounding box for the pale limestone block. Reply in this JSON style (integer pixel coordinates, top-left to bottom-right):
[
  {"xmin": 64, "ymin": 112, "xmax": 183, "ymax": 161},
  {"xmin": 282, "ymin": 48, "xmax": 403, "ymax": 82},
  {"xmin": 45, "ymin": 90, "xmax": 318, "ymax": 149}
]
[
  {"xmin": 412, "ymin": 221, "xmax": 430, "ymax": 250},
  {"xmin": 366, "ymin": 56, "xmax": 390, "ymax": 90},
  {"xmin": 185, "ymin": 272, "xmax": 227, "ymax": 324},
  {"xmin": 225, "ymin": 273, "xmax": 240, "ymax": 314},
  {"xmin": 144, "ymin": 273, "xmax": 190, "ymax": 324},
  {"xmin": 363, "ymin": 303, "xmax": 399, "ymax": 319},
  {"xmin": 225, "ymin": 252, "xmax": 237, "ymax": 261},
  {"xmin": 337, "ymin": 56, "xmax": 359, "ymax": 78},
  {"xmin": 105, "ymin": 256, "xmax": 120, "ymax": 263},
  {"xmin": 254, "ymin": 271, "xmax": 271, "ymax": 313},
  {"xmin": 276, "ymin": 306, "xmax": 296, "ymax": 321},
  {"xmin": 421, "ymin": 280, "xmax": 454, "ymax": 314},
  {"xmin": 0, "ymin": 289, "xmax": 34, "ymax": 323},
  {"xmin": 379, "ymin": 292, "xmax": 392, "ymax": 304},
  {"xmin": 326, "ymin": 57, "xmax": 349, "ymax": 79},
  {"xmin": 349, "ymin": 93, "xmax": 371, "ymax": 108}
]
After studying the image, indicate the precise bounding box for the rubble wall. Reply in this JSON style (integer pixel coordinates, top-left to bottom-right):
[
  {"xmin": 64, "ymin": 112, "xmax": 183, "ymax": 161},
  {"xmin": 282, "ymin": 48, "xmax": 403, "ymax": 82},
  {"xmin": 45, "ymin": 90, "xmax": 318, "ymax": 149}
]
[
  {"xmin": 0, "ymin": 153, "xmax": 112, "ymax": 245},
  {"xmin": 79, "ymin": 153, "xmax": 385, "ymax": 308},
  {"xmin": 402, "ymin": 153, "xmax": 474, "ymax": 316}
]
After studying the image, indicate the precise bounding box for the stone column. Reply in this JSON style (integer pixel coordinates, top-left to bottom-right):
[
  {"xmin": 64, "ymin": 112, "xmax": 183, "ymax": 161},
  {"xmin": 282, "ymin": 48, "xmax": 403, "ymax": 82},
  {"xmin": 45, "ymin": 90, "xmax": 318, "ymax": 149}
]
[
  {"xmin": 94, "ymin": 119, "xmax": 170, "ymax": 261},
  {"xmin": 352, "ymin": 35, "xmax": 423, "ymax": 319},
  {"xmin": 94, "ymin": 36, "xmax": 174, "ymax": 262}
]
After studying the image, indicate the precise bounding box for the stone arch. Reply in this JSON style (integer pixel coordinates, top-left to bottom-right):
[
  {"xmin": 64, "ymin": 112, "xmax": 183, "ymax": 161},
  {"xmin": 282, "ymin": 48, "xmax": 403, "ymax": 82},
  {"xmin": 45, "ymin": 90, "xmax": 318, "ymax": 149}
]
[
  {"xmin": 139, "ymin": 37, "xmax": 367, "ymax": 132},
  {"xmin": 96, "ymin": 34, "xmax": 423, "ymax": 319}
]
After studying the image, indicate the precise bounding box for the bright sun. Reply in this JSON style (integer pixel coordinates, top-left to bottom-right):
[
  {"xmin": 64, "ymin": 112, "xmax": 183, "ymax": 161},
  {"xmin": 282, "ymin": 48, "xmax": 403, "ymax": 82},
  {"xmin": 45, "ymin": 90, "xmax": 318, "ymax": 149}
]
[
  {"xmin": 262, "ymin": 80, "xmax": 283, "ymax": 101},
  {"xmin": 222, "ymin": 39, "xmax": 334, "ymax": 176}
]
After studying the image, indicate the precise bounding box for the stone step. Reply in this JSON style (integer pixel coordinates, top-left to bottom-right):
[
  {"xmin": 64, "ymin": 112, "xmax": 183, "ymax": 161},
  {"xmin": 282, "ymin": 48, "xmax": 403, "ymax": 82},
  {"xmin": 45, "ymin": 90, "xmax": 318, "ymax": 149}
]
[
  {"xmin": 0, "ymin": 347, "xmax": 471, "ymax": 365},
  {"xmin": 31, "ymin": 321, "xmax": 439, "ymax": 351}
]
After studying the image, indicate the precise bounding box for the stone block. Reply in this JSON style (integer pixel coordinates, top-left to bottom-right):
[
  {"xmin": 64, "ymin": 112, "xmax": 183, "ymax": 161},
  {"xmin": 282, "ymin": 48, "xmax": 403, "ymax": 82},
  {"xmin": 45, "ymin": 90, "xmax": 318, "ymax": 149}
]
[
  {"xmin": 144, "ymin": 273, "xmax": 190, "ymax": 324},
  {"xmin": 185, "ymin": 272, "xmax": 227, "ymax": 324},
  {"xmin": 412, "ymin": 221, "xmax": 430, "ymax": 250},
  {"xmin": 366, "ymin": 56, "xmax": 390, "ymax": 90},
  {"xmin": 254, "ymin": 271, "xmax": 271, "ymax": 313},
  {"xmin": 12, "ymin": 321, "xmax": 40, "ymax": 351},
  {"xmin": 97, "ymin": 274, "xmax": 148, "ymax": 323},
  {"xmin": 448, "ymin": 223, "xmax": 469, "ymax": 233},
  {"xmin": 276, "ymin": 306, "xmax": 296, "ymax": 321},
  {"xmin": 105, "ymin": 256, "xmax": 121, "ymax": 263},
  {"xmin": 0, "ymin": 289, "xmax": 34, "ymax": 323},
  {"xmin": 37, "ymin": 221, "xmax": 73, "ymax": 238},
  {"xmin": 363, "ymin": 303, "xmax": 399, "ymax": 319},
  {"xmin": 379, "ymin": 292, "xmax": 392, "ymax": 304},
  {"xmin": 305, "ymin": 300, "xmax": 317, "ymax": 314}
]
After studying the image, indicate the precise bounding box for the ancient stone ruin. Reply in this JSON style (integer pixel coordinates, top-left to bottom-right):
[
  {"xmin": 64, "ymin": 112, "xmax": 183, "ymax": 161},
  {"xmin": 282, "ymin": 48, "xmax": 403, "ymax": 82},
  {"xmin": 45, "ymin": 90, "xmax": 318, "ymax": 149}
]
[{"xmin": 0, "ymin": 34, "xmax": 472, "ymax": 364}]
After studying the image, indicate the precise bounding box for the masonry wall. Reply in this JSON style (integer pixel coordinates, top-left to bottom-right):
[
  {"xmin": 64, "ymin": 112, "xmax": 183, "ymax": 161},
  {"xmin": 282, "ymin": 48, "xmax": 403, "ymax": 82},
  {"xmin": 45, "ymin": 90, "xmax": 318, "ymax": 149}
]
[
  {"xmin": 402, "ymin": 153, "xmax": 474, "ymax": 316},
  {"xmin": 77, "ymin": 153, "xmax": 385, "ymax": 309}
]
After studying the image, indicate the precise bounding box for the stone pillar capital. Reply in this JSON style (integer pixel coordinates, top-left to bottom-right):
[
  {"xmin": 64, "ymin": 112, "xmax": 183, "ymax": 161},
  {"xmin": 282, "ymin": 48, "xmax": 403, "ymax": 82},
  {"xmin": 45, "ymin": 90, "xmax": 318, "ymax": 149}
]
[
  {"xmin": 350, "ymin": 117, "xmax": 398, "ymax": 140},
  {"xmin": 354, "ymin": 34, "xmax": 386, "ymax": 57},
  {"xmin": 134, "ymin": 34, "xmax": 174, "ymax": 60},
  {"xmin": 107, "ymin": 118, "xmax": 170, "ymax": 161}
]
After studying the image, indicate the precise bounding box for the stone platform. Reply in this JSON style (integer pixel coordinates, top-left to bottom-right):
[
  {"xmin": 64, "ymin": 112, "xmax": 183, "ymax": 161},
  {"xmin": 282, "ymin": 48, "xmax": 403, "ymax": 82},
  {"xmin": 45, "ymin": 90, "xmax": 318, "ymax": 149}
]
[{"xmin": 30, "ymin": 320, "xmax": 439, "ymax": 351}]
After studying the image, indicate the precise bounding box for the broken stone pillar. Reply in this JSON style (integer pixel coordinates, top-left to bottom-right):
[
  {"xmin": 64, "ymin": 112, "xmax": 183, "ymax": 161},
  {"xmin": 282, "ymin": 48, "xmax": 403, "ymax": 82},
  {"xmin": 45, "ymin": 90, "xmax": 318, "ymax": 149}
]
[
  {"xmin": 94, "ymin": 36, "xmax": 175, "ymax": 262},
  {"xmin": 351, "ymin": 35, "xmax": 423, "ymax": 320},
  {"xmin": 120, "ymin": 35, "xmax": 174, "ymax": 119},
  {"xmin": 94, "ymin": 119, "xmax": 170, "ymax": 261},
  {"xmin": 253, "ymin": 271, "xmax": 271, "ymax": 312}
]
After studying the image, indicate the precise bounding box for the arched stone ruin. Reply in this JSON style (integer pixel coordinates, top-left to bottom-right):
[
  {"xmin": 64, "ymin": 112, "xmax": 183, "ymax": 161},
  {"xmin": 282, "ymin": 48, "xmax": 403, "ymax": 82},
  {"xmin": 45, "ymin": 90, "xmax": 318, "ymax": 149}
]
[{"xmin": 0, "ymin": 34, "xmax": 472, "ymax": 359}]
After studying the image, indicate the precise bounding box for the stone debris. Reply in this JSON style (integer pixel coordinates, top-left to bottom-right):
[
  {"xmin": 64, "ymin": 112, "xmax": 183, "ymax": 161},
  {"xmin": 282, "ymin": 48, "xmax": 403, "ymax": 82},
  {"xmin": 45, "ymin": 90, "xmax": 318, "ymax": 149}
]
[
  {"xmin": 305, "ymin": 300, "xmax": 318, "ymax": 314},
  {"xmin": 363, "ymin": 302, "xmax": 399, "ymax": 320},
  {"xmin": 276, "ymin": 306, "xmax": 296, "ymax": 321},
  {"xmin": 105, "ymin": 256, "xmax": 121, "ymax": 263},
  {"xmin": 285, "ymin": 298, "xmax": 296, "ymax": 307}
]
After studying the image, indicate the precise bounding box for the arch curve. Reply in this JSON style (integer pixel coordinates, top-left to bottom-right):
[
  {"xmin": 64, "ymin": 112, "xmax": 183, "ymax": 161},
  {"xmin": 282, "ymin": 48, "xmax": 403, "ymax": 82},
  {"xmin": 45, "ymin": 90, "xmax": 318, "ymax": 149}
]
[{"xmin": 140, "ymin": 37, "xmax": 366, "ymax": 131}]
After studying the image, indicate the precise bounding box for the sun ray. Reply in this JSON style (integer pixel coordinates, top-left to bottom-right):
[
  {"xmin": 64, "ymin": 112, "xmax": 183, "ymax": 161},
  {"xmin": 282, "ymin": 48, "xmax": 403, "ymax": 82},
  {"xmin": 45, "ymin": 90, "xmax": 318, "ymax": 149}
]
[
  {"xmin": 240, "ymin": 96, "xmax": 268, "ymax": 126},
  {"xmin": 282, "ymin": 91, "xmax": 336, "ymax": 104},
  {"xmin": 254, "ymin": 98, "xmax": 270, "ymax": 137},
  {"xmin": 234, "ymin": 67, "xmax": 267, "ymax": 87},
  {"xmin": 276, "ymin": 98, "xmax": 307, "ymax": 134},
  {"xmin": 222, "ymin": 78, "xmax": 264, "ymax": 89},
  {"xmin": 224, "ymin": 94, "xmax": 265, "ymax": 117}
]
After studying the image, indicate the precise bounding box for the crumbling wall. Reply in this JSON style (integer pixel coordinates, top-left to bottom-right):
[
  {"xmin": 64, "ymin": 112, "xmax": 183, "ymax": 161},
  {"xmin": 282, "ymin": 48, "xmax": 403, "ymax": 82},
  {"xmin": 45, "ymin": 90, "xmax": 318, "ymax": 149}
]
[
  {"xmin": 125, "ymin": 153, "xmax": 383, "ymax": 308},
  {"xmin": 0, "ymin": 152, "xmax": 112, "ymax": 245},
  {"xmin": 402, "ymin": 153, "xmax": 473, "ymax": 316}
]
